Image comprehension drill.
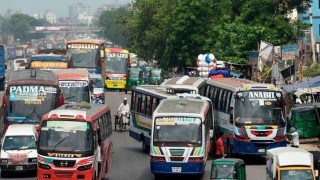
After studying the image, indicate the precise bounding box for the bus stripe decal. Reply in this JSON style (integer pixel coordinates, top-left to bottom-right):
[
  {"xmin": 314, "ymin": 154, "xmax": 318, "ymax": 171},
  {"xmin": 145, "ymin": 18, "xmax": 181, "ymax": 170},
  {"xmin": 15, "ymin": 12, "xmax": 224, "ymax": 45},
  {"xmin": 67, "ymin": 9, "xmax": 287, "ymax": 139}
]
[
  {"xmin": 190, "ymin": 148, "xmax": 195, "ymax": 155},
  {"xmin": 151, "ymin": 146, "xmax": 157, "ymax": 155},
  {"xmin": 197, "ymin": 147, "xmax": 203, "ymax": 156},
  {"xmin": 193, "ymin": 148, "xmax": 199, "ymax": 156}
]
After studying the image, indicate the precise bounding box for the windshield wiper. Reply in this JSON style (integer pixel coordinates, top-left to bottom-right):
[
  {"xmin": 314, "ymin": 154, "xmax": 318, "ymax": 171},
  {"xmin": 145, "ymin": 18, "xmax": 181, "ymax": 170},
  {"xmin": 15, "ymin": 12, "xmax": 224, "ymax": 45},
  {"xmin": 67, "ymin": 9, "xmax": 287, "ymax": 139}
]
[
  {"xmin": 4, "ymin": 147, "xmax": 18, "ymax": 151},
  {"xmin": 222, "ymin": 171, "xmax": 235, "ymax": 179},
  {"xmin": 76, "ymin": 59, "xmax": 84, "ymax": 63},
  {"xmin": 23, "ymin": 105, "xmax": 41, "ymax": 123},
  {"xmin": 50, "ymin": 137, "xmax": 69, "ymax": 153},
  {"xmin": 65, "ymin": 96, "xmax": 76, "ymax": 100}
]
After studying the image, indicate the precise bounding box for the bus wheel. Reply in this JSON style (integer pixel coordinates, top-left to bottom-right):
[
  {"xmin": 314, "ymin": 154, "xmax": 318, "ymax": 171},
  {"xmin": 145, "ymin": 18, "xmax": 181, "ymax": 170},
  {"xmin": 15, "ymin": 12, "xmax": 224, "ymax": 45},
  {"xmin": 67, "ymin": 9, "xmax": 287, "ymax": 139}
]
[{"xmin": 142, "ymin": 141, "xmax": 150, "ymax": 153}]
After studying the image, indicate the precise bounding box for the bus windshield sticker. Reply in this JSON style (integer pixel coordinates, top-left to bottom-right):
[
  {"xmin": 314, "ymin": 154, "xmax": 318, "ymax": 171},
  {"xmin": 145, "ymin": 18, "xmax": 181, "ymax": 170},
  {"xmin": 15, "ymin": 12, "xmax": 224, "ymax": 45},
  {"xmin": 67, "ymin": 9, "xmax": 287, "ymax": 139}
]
[
  {"xmin": 156, "ymin": 117, "xmax": 201, "ymax": 125},
  {"xmin": 106, "ymin": 53, "xmax": 129, "ymax": 58},
  {"xmin": 30, "ymin": 61, "xmax": 68, "ymax": 69},
  {"xmin": 9, "ymin": 86, "xmax": 57, "ymax": 102},
  {"xmin": 68, "ymin": 44, "xmax": 98, "ymax": 49},
  {"xmin": 59, "ymin": 81, "xmax": 88, "ymax": 87},
  {"xmin": 46, "ymin": 121, "xmax": 87, "ymax": 131}
]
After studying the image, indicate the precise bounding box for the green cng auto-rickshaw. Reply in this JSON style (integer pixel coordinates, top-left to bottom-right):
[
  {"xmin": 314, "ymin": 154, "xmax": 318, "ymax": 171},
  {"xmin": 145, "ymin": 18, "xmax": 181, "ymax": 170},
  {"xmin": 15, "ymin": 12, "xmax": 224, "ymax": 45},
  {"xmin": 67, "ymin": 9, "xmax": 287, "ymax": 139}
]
[
  {"xmin": 148, "ymin": 68, "xmax": 164, "ymax": 85},
  {"xmin": 126, "ymin": 67, "xmax": 143, "ymax": 93},
  {"xmin": 210, "ymin": 158, "xmax": 246, "ymax": 180}
]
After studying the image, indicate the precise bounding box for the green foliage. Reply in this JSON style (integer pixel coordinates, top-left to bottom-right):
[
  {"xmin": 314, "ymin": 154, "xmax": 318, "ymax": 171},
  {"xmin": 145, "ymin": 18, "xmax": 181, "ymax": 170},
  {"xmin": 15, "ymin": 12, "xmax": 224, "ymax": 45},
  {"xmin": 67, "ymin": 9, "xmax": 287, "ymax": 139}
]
[
  {"xmin": 303, "ymin": 64, "xmax": 320, "ymax": 77},
  {"xmin": 99, "ymin": 8, "xmax": 129, "ymax": 48},
  {"xmin": 0, "ymin": 13, "xmax": 50, "ymax": 43},
  {"xmin": 99, "ymin": 0, "xmax": 310, "ymax": 69}
]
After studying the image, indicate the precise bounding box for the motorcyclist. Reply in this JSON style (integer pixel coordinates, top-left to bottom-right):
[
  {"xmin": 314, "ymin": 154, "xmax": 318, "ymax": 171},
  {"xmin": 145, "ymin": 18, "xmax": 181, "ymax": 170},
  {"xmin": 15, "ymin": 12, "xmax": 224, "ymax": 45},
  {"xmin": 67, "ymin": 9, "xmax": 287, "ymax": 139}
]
[{"xmin": 117, "ymin": 97, "xmax": 130, "ymax": 129}]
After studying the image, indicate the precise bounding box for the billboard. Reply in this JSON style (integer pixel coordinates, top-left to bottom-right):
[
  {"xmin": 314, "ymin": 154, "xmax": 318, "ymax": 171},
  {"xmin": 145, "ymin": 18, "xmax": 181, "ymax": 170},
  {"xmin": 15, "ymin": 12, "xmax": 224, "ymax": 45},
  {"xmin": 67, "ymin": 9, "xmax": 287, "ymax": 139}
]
[
  {"xmin": 35, "ymin": 26, "xmax": 71, "ymax": 31},
  {"xmin": 281, "ymin": 44, "xmax": 298, "ymax": 61}
]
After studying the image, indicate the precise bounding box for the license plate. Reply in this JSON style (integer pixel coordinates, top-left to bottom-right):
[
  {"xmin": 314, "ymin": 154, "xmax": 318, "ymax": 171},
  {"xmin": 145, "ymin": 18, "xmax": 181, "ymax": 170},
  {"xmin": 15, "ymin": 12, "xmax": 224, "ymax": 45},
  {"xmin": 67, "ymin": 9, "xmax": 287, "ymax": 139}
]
[
  {"xmin": 15, "ymin": 166, "xmax": 23, "ymax": 170},
  {"xmin": 258, "ymin": 149, "xmax": 265, "ymax": 153},
  {"xmin": 172, "ymin": 167, "xmax": 182, "ymax": 173},
  {"xmin": 113, "ymin": 84, "xmax": 118, "ymax": 87}
]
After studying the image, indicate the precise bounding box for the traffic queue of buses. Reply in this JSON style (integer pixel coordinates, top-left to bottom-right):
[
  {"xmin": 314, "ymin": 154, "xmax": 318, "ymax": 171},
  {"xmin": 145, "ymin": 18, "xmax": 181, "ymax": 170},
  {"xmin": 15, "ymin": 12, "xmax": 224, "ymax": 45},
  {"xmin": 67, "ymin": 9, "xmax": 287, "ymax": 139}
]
[{"xmin": 1, "ymin": 70, "xmax": 318, "ymax": 180}]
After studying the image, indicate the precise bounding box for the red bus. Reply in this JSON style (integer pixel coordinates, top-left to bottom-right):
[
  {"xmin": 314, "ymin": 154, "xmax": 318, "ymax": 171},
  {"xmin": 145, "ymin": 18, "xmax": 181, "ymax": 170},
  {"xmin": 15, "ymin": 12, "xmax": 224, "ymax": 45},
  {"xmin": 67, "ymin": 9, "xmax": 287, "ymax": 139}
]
[
  {"xmin": 37, "ymin": 103, "xmax": 113, "ymax": 180},
  {"xmin": 1, "ymin": 69, "xmax": 64, "ymax": 134}
]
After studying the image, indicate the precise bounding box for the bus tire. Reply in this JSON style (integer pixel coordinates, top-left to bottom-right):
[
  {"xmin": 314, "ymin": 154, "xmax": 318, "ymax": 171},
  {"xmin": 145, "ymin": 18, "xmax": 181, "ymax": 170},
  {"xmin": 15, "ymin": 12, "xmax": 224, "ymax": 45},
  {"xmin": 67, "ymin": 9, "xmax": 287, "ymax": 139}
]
[{"xmin": 142, "ymin": 140, "xmax": 150, "ymax": 153}]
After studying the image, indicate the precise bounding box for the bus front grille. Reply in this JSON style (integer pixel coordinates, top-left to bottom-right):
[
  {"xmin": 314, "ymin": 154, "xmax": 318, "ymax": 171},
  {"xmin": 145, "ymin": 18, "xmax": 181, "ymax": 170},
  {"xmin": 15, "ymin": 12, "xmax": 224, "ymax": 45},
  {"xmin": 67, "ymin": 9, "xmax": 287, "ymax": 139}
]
[
  {"xmin": 54, "ymin": 171, "xmax": 73, "ymax": 178},
  {"xmin": 170, "ymin": 157, "xmax": 184, "ymax": 161}
]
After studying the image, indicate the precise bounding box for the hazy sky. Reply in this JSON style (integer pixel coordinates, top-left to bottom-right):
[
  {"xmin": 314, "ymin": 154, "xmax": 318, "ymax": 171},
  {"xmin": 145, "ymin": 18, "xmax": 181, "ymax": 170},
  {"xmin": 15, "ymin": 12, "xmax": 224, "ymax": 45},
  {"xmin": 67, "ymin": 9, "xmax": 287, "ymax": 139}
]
[{"xmin": 1, "ymin": 0, "xmax": 131, "ymax": 17}]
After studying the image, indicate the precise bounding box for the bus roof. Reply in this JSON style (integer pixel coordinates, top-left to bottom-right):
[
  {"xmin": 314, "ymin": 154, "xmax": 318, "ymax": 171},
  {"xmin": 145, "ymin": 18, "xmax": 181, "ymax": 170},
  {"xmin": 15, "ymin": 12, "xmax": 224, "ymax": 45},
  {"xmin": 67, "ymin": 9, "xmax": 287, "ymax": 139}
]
[
  {"xmin": 44, "ymin": 103, "xmax": 110, "ymax": 122},
  {"xmin": 8, "ymin": 69, "xmax": 59, "ymax": 85},
  {"xmin": 53, "ymin": 69, "xmax": 89, "ymax": 80},
  {"xmin": 105, "ymin": 47, "xmax": 129, "ymax": 54},
  {"xmin": 67, "ymin": 39, "xmax": 105, "ymax": 45},
  {"xmin": 30, "ymin": 54, "xmax": 68, "ymax": 61},
  {"xmin": 132, "ymin": 85, "xmax": 177, "ymax": 99},
  {"xmin": 154, "ymin": 98, "xmax": 209, "ymax": 115},
  {"xmin": 206, "ymin": 78, "xmax": 279, "ymax": 92},
  {"xmin": 162, "ymin": 76, "xmax": 205, "ymax": 86}
]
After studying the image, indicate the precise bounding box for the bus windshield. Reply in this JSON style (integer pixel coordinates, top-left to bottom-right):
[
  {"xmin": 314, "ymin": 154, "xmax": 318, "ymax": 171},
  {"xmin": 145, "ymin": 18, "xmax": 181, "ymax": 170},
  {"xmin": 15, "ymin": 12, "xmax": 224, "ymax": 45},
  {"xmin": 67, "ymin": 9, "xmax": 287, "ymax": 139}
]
[
  {"xmin": 151, "ymin": 70, "xmax": 161, "ymax": 77},
  {"xmin": 60, "ymin": 81, "xmax": 90, "ymax": 103},
  {"xmin": 280, "ymin": 169, "xmax": 313, "ymax": 180},
  {"xmin": 106, "ymin": 54, "xmax": 128, "ymax": 74},
  {"xmin": 153, "ymin": 117, "xmax": 202, "ymax": 146},
  {"xmin": 39, "ymin": 121, "xmax": 93, "ymax": 153},
  {"xmin": 68, "ymin": 48, "xmax": 98, "ymax": 68},
  {"xmin": 3, "ymin": 135, "xmax": 37, "ymax": 150},
  {"xmin": 7, "ymin": 85, "xmax": 57, "ymax": 124},
  {"xmin": 234, "ymin": 91, "xmax": 284, "ymax": 125}
]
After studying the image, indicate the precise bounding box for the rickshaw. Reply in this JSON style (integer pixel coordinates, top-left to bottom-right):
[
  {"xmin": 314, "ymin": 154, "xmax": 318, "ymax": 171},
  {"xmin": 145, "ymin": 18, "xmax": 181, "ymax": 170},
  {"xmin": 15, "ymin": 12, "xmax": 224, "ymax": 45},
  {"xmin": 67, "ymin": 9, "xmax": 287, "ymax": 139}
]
[
  {"xmin": 210, "ymin": 158, "xmax": 246, "ymax": 180},
  {"xmin": 126, "ymin": 67, "xmax": 143, "ymax": 93},
  {"xmin": 148, "ymin": 68, "xmax": 164, "ymax": 85}
]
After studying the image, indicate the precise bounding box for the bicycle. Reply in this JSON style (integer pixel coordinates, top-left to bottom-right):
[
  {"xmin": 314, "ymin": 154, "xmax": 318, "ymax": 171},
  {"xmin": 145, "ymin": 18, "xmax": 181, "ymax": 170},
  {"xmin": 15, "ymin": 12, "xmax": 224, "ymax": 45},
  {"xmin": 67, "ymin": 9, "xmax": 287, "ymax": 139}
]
[{"xmin": 115, "ymin": 113, "xmax": 127, "ymax": 133}]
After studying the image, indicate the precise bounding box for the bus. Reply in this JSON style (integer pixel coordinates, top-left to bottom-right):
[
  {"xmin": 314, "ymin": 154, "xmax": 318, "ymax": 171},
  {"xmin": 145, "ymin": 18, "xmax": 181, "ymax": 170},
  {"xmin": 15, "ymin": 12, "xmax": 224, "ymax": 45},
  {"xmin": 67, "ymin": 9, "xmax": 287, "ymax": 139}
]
[
  {"xmin": 66, "ymin": 40, "xmax": 105, "ymax": 80},
  {"xmin": 105, "ymin": 48, "xmax": 130, "ymax": 90},
  {"xmin": 150, "ymin": 98, "xmax": 213, "ymax": 177},
  {"xmin": 130, "ymin": 76, "xmax": 210, "ymax": 153},
  {"xmin": 53, "ymin": 69, "xmax": 91, "ymax": 103},
  {"xmin": 37, "ymin": 103, "xmax": 113, "ymax": 180},
  {"xmin": 28, "ymin": 54, "xmax": 69, "ymax": 69},
  {"xmin": 1, "ymin": 69, "xmax": 64, "ymax": 134},
  {"xmin": 201, "ymin": 78, "xmax": 287, "ymax": 156}
]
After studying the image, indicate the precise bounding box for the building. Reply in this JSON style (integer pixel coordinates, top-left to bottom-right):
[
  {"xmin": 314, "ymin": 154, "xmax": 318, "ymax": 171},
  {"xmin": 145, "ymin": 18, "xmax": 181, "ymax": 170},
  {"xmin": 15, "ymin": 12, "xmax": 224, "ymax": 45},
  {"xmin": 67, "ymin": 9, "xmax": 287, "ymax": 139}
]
[
  {"xmin": 78, "ymin": 12, "xmax": 94, "ymax": 26},
  {"xmin": 69, "ymin": 3, "xmax": 91, "ymax": 25},
  {"xmin": 299, "ymin": 1, "xmax": 320, "ymax": 42},
  {"xmin": 45, "ymin": 10, "xmax": 57, "ymax": 24}
]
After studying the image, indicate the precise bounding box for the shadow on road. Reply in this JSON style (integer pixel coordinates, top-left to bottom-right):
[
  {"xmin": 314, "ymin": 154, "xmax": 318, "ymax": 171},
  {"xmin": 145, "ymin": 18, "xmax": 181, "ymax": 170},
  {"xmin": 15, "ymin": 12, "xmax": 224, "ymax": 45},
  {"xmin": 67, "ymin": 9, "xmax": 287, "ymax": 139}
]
[
  {"xmin": 2, "ymin": 171, "xmax": 36, "ymax": 179},
  {"xmin": 233, "ymin": 155, "xmax": 266, "ymax": 165}
]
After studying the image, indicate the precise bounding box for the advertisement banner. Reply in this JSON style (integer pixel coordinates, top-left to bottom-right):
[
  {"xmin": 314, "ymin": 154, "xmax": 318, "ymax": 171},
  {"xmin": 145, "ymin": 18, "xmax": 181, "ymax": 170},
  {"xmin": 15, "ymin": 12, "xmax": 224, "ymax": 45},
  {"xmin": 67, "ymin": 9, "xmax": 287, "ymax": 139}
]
[{"xmin": 281, "ymin": 44, "xmax": 298, "ymax": 61}]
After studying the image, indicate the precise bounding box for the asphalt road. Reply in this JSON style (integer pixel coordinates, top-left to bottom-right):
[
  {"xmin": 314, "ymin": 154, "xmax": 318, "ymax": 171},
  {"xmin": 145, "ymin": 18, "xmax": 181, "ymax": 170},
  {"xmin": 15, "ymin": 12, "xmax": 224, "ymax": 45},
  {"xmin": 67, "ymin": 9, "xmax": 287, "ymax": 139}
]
[{"xmin": 0, "ymin": 90, "xmax": 266, "ymax": 180}]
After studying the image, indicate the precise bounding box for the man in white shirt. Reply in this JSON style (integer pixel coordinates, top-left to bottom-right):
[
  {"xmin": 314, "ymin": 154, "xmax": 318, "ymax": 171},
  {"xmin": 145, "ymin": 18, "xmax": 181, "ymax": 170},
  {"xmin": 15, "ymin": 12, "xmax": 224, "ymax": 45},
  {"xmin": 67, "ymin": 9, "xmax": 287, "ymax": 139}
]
[
  {"xmin": 117, "ymin": 97, "xmax": 130, "ymax": 129},
  {"xmin": 289, "ymin": 127, "xmax": 299, "ymax": 148}
]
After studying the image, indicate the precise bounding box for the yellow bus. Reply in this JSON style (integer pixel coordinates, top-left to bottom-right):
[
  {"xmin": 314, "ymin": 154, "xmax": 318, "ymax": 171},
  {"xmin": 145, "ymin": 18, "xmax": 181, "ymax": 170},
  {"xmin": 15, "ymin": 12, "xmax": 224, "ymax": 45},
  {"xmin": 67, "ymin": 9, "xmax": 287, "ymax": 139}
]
[{"xmin": 105, "ymin": 48, "xmax": 130, "ymax": 90}]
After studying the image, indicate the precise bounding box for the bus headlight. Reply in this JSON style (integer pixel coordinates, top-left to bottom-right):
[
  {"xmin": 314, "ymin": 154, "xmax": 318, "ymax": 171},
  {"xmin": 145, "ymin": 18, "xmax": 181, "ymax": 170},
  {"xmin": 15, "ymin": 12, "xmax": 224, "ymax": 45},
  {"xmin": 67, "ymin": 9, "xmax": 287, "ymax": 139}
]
[
  {"xmin": 38, "ymin": 162, "xmax": 51, "ymax": 170},
  {"xmin": 1, "ymin": 159, "xmax": 8, "ymax": 164},
  {"xmin": 77, "ymin": 163, "xmax": 92, "ymax": 171}
]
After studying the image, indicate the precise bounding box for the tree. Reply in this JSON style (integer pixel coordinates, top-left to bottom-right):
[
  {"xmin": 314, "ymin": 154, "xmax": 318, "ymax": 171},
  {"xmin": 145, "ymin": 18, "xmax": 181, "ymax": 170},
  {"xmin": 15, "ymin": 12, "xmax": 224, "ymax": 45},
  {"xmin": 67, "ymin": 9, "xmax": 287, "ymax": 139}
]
[{"xmin": 99, "ymin": 8, "xmax": 129, "ymax": 47}]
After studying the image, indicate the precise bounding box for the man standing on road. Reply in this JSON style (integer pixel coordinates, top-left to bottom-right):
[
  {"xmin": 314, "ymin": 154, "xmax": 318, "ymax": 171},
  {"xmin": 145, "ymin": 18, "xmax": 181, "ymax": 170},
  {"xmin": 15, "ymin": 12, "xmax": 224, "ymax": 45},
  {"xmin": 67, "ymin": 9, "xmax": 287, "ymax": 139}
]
[
  {"xmin": 215, "ymin": 132, "xmax": 226, "ymax": 159},
  {"xmin": 288, "ymin": 127, "xmax": 299, "ymax": 148}
]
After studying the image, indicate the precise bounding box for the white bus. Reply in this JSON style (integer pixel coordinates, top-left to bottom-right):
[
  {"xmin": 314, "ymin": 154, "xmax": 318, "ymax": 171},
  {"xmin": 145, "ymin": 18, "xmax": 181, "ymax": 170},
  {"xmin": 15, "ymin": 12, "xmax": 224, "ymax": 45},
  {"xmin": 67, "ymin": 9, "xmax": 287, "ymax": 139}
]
[
  {"xmin": 201, "ymin": 78, "xmax": 287, "ymax": 156},
  {"xmin": 129, "ymin": 76, "xmax": 208, "ymax": 153},
  {"xmin": 150, "ymin": 98, "xmax": 213, "ymax": 178}
]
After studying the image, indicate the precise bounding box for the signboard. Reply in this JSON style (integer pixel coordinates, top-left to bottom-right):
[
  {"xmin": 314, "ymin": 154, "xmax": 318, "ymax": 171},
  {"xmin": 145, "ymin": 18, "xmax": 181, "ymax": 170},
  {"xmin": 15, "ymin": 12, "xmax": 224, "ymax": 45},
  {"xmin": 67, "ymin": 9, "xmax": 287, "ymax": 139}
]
[
  {"xmin": 281, "ymin": 44, "xmax": 298, "ymax": 61},
  {"xmin": 106, "ymin": 53, "xmax": 129, "ymax": 58},
  {"xmin": 9, "ymin": 85, "xmax": 57, "ymax": 104},
  {"xmin": 35, "ymin": 26, "xmax": 71, "ymax": 31},
  {"xmin": 59, "ymin": 81, "xmax": 88, "ymax": 87},
  {"xmin": 67, "ymin": 44, "xmax": 98, "ymax": 49},
  {"xmin": 155, "ymin": 117, "xmax": 201, "ymax": 125},
  {"xmin": 280, "ymin": 65, "xmax": 295, "ymax": 79},
  {"xmin": 30, "ymin": 61, "xmax": 68, "ymax": 69}
]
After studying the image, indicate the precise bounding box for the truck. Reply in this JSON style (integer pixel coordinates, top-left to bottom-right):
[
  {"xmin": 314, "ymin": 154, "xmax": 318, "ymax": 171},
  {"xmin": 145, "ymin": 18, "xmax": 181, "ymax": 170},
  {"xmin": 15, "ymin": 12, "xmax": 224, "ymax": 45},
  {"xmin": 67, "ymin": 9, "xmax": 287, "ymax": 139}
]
[
  {"xmin": 0, "ymin": 45, "xmax": 6, "ymax": 90},
  {"xmin": 266, "ymin": 147, "xmax": 317, "ymax": 180}
]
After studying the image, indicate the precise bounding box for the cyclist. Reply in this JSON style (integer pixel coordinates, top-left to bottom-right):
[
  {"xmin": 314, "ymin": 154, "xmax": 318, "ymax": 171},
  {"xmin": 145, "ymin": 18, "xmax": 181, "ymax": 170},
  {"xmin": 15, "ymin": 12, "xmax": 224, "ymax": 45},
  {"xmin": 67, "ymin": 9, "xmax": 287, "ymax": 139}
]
[{"xmin": 117, "ymin": 97, "xmax": 130, "ymax": 129}]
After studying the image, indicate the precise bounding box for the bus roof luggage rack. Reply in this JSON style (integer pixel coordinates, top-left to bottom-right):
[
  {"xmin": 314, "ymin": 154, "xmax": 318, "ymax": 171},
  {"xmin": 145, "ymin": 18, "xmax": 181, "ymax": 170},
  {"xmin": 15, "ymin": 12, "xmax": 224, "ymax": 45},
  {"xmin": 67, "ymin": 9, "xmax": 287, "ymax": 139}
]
[{"xmin": 65, "ymin": 103, "xmax": 91, "ymax": 110}]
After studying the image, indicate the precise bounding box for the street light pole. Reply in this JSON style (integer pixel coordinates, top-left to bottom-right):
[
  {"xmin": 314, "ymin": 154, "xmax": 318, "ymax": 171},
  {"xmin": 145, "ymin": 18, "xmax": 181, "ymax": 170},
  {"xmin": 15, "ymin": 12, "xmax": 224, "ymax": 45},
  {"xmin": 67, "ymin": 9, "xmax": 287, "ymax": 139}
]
[{"xmin": 308, "ymin": 3, "xmax": 317, "ymax": 65}]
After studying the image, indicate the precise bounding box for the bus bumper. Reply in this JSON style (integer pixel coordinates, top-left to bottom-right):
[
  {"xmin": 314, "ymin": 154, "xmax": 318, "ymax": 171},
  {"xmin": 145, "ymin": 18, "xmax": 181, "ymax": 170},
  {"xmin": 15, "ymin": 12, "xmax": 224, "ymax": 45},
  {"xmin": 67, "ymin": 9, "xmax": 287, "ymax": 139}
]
[
  {"xmin": 150, "ymin": 161, "xmax": 204, "ymax": 175},
  {"xmin": 37, "ymin": 168, "xmax": 94, "ymax": 180},
  {"xmin": 233, "ymin": 140, "xmax": 287, "ymax": 155}
]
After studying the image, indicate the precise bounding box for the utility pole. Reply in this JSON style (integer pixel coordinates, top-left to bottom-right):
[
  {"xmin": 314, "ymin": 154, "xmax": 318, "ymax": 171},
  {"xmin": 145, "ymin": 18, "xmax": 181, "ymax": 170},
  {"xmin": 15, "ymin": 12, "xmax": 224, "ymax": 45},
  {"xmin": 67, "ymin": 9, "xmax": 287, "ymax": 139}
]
[{"xmin": 307, "ymin": 3, "xmax": 317, "ymax": 65}]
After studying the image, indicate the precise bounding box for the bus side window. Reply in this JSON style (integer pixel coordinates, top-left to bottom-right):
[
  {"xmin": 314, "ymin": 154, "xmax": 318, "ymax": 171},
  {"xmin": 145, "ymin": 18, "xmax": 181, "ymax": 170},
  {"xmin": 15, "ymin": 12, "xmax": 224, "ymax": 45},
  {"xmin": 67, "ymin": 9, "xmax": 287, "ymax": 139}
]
[
  {"xmin": 146, "ymin": 96, "xmax": 151, "ymax": 116},
  {"xmin": 141, "ymin": 94, "xmax": 146, "ymax": 115},
  {"xmin": 137, "ymin": 93, "xmax": 142, "ymax": 113},
  {"xmin": 131, "ymin": 91, "xmax": 135, "ymax": 110}
]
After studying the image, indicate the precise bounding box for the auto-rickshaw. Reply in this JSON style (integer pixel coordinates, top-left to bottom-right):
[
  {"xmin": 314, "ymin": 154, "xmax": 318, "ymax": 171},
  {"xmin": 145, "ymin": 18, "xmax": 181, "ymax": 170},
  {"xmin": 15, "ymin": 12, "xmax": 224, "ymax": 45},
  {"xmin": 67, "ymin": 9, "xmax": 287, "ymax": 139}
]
[
  {"xmin": 210, "ymin": 158, "xmax": 246, "ymax": 180},
  {"xmin": 148, "ymin": 68, "xmax": 164, "ymax": 85},
  {"xmin": 126, "ymin": 67, "xmax": 143, "ymax": 93}
]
